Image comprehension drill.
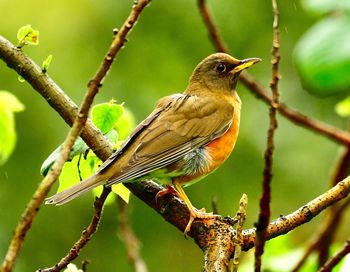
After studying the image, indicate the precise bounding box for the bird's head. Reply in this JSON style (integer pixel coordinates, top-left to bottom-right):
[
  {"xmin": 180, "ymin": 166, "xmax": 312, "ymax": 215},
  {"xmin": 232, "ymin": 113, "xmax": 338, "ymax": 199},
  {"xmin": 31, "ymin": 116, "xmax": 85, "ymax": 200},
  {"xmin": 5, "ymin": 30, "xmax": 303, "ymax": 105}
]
[{"xmin": 188, "ymin": 53, "xmax": 261, "ymax": 93}]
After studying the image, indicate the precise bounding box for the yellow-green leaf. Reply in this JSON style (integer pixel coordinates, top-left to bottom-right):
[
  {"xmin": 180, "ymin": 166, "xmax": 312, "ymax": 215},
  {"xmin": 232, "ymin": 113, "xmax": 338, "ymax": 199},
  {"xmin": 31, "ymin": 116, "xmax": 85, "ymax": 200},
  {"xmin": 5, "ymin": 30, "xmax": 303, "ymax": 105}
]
[
  {"xmin": 0, "ymin": 91, "xmax": 24, "ymax": 165},
  {"xmin": 112, "ymin": 183, "xmax": 130, "ymax": 203},
  {"xmin": 335, "ymin": 96, "xmax": 350, "ymax": 118},
  {"xmin": 0, "ymin": 91, "xmax": 25, "ymax": 112},
  {"xmin": 114, "ymin": 107, "xmax": 136, "ymax": 140},
  {"xmin": 17, "ymin": 24, "xmax": 39, "ymax": 47},
  {"xmin": 42, "ymin": 54, "xmax": 53, "ymax": 73}
]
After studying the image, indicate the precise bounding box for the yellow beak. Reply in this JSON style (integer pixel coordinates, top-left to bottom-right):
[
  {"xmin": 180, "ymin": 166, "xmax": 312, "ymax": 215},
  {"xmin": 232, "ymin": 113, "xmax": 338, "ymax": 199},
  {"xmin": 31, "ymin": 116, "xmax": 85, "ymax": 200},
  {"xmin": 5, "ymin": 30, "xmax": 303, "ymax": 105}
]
[{"xmin": 232, "ymin": 57, "xmax": 261, "ymax": 73}]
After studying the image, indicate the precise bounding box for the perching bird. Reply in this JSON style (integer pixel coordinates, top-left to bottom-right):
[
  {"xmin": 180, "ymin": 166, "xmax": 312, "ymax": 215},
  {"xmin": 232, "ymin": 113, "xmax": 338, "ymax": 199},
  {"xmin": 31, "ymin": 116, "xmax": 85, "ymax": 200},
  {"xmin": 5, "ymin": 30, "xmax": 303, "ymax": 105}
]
[{"xmin": 46, "ymin": 53, "xmax": 260, "ymax": 233}]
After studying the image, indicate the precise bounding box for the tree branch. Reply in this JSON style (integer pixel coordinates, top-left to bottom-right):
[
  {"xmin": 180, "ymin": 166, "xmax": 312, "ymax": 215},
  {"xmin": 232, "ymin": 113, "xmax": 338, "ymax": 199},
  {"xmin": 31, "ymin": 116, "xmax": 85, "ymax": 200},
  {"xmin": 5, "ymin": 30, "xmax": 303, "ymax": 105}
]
[
  {"xmin": 254, "ymin": 1, "xmax": 280, "ymax": 270},
  {"xmin": 318, "ymin": 240, "xmax": 350, "ymax": 272},
  {"xmin": 197, "ymin": 0, "xmax": 228, "ymax": 52},
  {"xmin": 38, "ymin": 188, "xmax": 110, "ymax": 272},
  {"xmin": 0, "ymin": 1, "xmax": 151, "ymax": 271},
  {"xmin": 197, "ymin": 0, "xmax": 350, "ymax": 146},
  {"xmin": 292, "ymin": 145, "xmax": 350, "ymax": 271}
]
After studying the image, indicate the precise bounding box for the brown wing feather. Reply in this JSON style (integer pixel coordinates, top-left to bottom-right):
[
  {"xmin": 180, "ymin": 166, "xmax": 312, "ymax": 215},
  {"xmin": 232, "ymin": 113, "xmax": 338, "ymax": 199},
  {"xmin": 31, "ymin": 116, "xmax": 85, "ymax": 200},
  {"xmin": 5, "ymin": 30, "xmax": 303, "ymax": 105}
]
[{"xmin": 97, "ymin": 93, "xmax": 234, "ymax": 185}]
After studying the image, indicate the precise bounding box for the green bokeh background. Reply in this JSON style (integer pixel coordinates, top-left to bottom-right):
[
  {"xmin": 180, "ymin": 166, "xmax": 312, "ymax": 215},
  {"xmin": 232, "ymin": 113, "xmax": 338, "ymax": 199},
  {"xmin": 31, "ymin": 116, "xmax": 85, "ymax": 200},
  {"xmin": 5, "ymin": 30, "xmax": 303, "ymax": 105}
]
[{"xmin": 0, "ymin": 0, "xmax": 349, "ymax": 271}]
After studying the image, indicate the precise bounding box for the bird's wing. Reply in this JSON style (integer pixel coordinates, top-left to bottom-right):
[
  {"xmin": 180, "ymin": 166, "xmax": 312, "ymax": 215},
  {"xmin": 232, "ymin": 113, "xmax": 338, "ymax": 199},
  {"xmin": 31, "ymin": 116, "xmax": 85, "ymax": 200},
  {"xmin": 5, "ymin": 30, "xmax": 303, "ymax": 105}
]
[{"xmin": 97, "ymin": 93, "xmax": 234, "ymax": 184}]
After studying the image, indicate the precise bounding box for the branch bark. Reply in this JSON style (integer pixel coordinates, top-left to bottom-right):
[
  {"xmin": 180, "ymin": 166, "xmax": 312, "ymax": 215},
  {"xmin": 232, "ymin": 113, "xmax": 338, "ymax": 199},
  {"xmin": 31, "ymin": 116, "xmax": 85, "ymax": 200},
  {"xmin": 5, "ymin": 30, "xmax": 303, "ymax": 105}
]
[
  {"xmin": 318, "ymin": 240, "xmax": 350, "ymax": 272},
  {"xmin": 197, "ymin": 0, "xmax": 350, "ymax": 146},
  {"xmin": 1, "ymin": 1, "xmax": 151, "ymax": 271},
  {"xmin": 254, "ymin": 1, "xmax": 280, "ymax": 270}
]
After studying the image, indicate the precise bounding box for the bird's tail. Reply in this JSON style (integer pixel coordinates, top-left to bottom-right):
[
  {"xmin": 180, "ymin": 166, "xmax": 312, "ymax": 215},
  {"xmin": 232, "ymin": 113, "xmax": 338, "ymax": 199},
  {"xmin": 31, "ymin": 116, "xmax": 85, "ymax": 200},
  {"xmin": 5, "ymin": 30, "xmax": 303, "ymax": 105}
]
[{"xmin": 45, "ymin": 174, "xmax": 106, "ymax": 205}]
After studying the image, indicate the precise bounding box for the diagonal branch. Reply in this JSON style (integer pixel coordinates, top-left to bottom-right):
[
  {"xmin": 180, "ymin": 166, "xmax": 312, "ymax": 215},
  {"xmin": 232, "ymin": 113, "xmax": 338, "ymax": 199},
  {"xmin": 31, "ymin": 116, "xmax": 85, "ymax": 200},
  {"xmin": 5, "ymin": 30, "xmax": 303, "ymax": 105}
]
[
  {"xmin": 0, "ymin": 1, "xmax": 151, "ymax": 271},
  {"xmin": 254, "ymin": 1, "xmax": 280, "ymax": 270},
  {"xmin": 318, "ymin": 240, "xmax": 350, "ymax": 272},
  {"xmin": 197, "ymin": 0, "xmax": 350, "ymax": 146}
]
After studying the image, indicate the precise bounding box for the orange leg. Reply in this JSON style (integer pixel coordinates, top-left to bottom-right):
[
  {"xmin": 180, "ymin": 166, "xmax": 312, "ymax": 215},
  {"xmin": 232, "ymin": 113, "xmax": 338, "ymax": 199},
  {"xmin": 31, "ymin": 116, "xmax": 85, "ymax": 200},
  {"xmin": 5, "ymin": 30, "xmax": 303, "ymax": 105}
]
[
  {"xmin": 173, "ymin": 181, "xmax": 219, "ymax": 234},
  {"xmin": 155, "ymin": 185, "xmax": 179, "ymax": 203}
]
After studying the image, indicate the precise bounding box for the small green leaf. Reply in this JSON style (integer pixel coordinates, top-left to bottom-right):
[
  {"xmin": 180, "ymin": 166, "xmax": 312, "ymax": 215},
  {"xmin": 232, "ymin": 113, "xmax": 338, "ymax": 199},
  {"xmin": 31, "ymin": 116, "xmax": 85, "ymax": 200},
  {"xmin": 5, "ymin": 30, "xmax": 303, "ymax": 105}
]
[
  {"xmin": 114, "ymin": 107, "xmax": 136, "ymax": 140},
  {"xmin": 42, "ymin": 54, "xmax": 53, "ymax": 73},
  {"xmin": 18, "ymin": 75, "xmax": 25, "ymax": 83},
  {"xmin": 17, "ymin": 24, "xmax": 39, "ymax": 47},
  {"xmin": 335, "ymin": 96, "xmax": 350, "ymax": 117},
  {"xmin": 40, "ymin": 137, "xmax": 89, "ymax": 176},
  {"xmin": 294, "ymin": 15, "xmax": 350, "ymax": 96},
  {"xmin": 0, "ymin": 91, "xmax": 24, "ymax": 165},
  {"xmin": 91, "ymin": 101, "xmax": 124, "ymax": 134}
]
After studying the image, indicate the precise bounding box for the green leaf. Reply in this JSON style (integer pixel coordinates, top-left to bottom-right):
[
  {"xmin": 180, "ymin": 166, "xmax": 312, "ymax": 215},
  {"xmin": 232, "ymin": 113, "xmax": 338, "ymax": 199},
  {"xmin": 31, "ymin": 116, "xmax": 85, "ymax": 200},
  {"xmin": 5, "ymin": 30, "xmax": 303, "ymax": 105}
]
[
  {"xmin": 294, "ymin": 15, "xmax": 350, "ymax": 96},
  {"xmin": 91, "ymin": 102, "xmax": 124, "ymax": 134},
  {"xmin": 0, "ymin": 91, "xmax": 24, "ymax": 165},
  {"xmin": 17, "ymin": 24, "xmax": 39, "ymax": 47},
  {"xmin": 42, "ymin": 54, "xmax": 53, "ymax": 73},
  {"xmin": 58, "ymin": 151, "xmax": 99, "ymax": 193},
  {"xmin": 114, "ymin": 107, "xmax": 136, "ymax": 140},
  {"xmin": 105, "ymin": 129, "xmax": 119, "ymax": 145},
  {"xmin": 40, "ymin": 137, "xmax": 89, "ymax": 176},
  {"xmin": 301, "ymin": 0, "xmax": 350, "ymax": 16},
  {"xmin": 335, "ymin": 96, "xmax": 350, "ymax": 117},
  {"xmin": 18, "ymin": 75, "xmax": 25, "ymax": 83},
  {"xmin": 112, "ymin": 183, "xmax": 130, "ymax": 203}
]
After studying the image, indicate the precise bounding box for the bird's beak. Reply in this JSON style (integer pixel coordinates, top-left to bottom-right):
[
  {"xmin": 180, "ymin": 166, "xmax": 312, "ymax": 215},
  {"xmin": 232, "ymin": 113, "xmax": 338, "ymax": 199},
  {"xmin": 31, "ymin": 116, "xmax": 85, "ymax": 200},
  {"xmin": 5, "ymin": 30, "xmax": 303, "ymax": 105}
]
[{"xmin": 232, "ymin": 58, "xmax": 262, "ymax": 73}]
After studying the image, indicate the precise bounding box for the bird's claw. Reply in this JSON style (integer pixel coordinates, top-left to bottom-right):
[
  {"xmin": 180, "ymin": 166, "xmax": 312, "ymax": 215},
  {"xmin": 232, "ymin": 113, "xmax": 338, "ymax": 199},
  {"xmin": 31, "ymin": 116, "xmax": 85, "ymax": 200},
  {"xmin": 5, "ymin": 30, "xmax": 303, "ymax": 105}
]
[{"xmin": 183, "ymin": 208, "xmax": 219, "ymax": 238}]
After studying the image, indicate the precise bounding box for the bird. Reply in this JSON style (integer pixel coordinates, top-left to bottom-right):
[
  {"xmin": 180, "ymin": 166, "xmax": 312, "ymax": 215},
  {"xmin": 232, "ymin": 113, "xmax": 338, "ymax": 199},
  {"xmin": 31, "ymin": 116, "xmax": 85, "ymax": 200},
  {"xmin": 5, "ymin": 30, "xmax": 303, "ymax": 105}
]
[{"xmin": 46, "ymin": 53, "xmax": 261, "ymax": 234}]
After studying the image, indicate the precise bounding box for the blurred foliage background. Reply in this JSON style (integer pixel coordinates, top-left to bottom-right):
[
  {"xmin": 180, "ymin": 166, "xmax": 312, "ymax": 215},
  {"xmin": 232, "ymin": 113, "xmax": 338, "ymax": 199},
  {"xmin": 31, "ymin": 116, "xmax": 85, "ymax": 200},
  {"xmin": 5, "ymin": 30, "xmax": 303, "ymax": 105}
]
[{"xmin": 1, "ymin": 0, "xmax": 350, "ymax": 271}]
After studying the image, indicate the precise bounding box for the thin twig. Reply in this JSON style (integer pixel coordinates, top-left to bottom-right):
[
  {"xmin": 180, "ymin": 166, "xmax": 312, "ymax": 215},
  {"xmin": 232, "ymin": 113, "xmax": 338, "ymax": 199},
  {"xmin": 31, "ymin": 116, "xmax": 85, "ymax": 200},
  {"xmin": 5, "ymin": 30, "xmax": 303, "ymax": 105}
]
[
  {"xmin": 197, "ymin": 0, "xmax": 228, "ymax": 52},
  {"xmin": 318, "ymin": 240, "xmax": 350, "ymax": 272},
  {"xmin": 196, "ymin": 0, "xmax": 350, "ymax": 146},
  {"xmin": 232, "ymin": 194, "xmax": 248, "ymax": 272},
  {"xmin": 254, "ymin": 1, "xmax": 280, "ymax": 271},
  {"xmin": 38, "ymin": 188, "xmax": 110, "ymax": 272},
  {"xmin": 117, "ymin": 198, "xmax": 148, "ymax": 272}
]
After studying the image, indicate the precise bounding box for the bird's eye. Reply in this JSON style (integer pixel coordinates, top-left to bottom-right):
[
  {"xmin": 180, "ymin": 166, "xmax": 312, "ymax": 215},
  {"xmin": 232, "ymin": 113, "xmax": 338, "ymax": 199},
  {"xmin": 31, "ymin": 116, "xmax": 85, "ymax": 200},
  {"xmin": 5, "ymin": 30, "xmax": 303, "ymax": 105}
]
[{"xmin": 216, "ymin": 63, "xmax": 226, "ymax": 73}]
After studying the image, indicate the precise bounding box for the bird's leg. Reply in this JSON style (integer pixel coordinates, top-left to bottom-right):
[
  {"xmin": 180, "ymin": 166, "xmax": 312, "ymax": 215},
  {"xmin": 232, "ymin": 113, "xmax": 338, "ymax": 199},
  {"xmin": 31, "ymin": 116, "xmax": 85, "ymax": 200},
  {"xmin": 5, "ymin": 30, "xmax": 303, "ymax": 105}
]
[
  {"xmin": 155, "ymin": 185, "xmax": 180, "ymax": 203},
  {"xmin": 173, "ymin": 181, "xmax": 219, "ymax": 235}
]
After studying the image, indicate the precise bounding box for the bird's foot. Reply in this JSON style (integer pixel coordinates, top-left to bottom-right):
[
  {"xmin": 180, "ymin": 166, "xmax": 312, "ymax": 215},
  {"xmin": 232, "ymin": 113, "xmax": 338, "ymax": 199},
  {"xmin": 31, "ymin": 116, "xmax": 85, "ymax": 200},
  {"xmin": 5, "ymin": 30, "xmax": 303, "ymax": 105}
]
[
  {"xmin": 184, "ymin": 208, "xmax": 219, "ymax": 236},
  {"xmin": 155, "ymin": 185, "xmax": 179, "ymax": 204}
]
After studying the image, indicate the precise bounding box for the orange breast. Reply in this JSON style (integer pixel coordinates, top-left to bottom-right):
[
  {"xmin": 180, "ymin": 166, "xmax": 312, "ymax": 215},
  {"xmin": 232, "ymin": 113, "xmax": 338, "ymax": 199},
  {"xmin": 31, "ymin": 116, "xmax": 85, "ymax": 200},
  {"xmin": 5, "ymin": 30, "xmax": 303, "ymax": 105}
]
[{"xmin": 206, "ymin": 116, "xmax": 240, "ymax": 171}]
